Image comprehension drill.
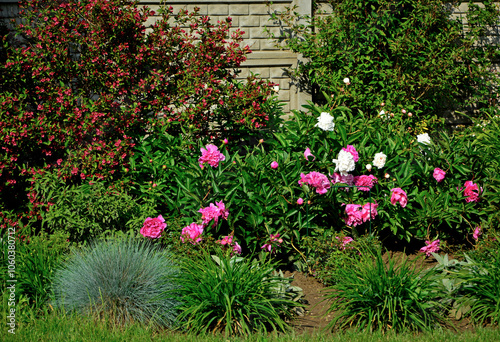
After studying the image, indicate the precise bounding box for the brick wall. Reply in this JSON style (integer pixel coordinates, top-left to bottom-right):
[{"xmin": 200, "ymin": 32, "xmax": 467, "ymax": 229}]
[
  {"xmin": 137, "ymin": 0, "xmax": 313, "ymax": 114},
  {"xmin": 1, "ymin": 1, "xmax": 499, "ymax": 115}
]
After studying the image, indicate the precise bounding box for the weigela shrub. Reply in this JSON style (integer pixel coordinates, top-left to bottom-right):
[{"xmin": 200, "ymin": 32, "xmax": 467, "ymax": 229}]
[{"xmin": 0, "ymin": 0, "xmax": 279, "ymax": 228}]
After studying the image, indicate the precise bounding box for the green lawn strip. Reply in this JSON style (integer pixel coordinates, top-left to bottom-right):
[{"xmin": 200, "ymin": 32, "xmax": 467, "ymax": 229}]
[{"xmin": 5, "ymin": 312, "xmax": 500, "ymax": 342}]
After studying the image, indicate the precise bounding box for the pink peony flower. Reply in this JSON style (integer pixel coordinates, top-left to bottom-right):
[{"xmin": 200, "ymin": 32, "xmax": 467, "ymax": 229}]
[
  {"xmin": 270, "ymin": 233, "xmax": 283, "ymax": 244},
  {"xmin": 361, "ymin": 202, "xmax": 378, "ymax": 222},
  {"xmin": 342, "ymin": 145, "xmax": 359, "ymax": 162},
  {"xmin": 473, "ymin": 226, "xmax": 482, "ymax": 240},
  {"xmin": 299, "ymin": 171, "xmax": 331, "ymax": 194},
  {"xmin": 198, "ymin": 144, "xmax": 225, "ymax": 168},
  {"xmin": 433, "ymin": 168, "xmax": 446, "ymax": 182},
  {"xmin": 261, "ymin": 233, "xmax": 283, "ymax": 253},
  {"xmin": 271, "ymin": 161, "xmax": 279, "ymax": 169},
  {"xmin": 198, "ymin": 201, "xmax": 229, "ymax": 226},
  {"xmin": 336, "ymin": 236, "xmax": 354, "ymax": 250},
  {"xmin": 297, "ymin": 198, "xmax": 304, "ymax": 205},
  {"xmin": 140, "ymin": 215, "xmax": 167, "ymax": 239},
  {"xmin": 354, "ymin": 174, "xmax": 378, "ymax": 191},
  {"xmin": 419, "ymin": 239, "xmax": 440, "ymax": 257},
  {"xmin": 461, "ymin": 180, "xmax": 481, "ymax": 203},
  {"xmin": 217, "ymin": 235, "xmax": 233, "ymax": 246},
  {"xmin": 261, "ymin": 243, "xmax": 272, "ymax": 252},
  {"xmin": 390, "ymin": 188, "xmax": 408, "ymax": 208},
  {"xmin": 304, "ymin": 147, "xmax": 316, "ymax": 161},
  {"xmin": 331, "ymin": 172, "xmax": 355, "ymax": 186},
  {"xmin": 233, "ymin": 242, "xmax": 242, "ymax": 255},
  {"xmin": 344, "ymin": 204, "xmax": 363, "ymax": 227},
  {"xmin": 181, "ymin": 222, "xmax": 204, "ymax": 244}
]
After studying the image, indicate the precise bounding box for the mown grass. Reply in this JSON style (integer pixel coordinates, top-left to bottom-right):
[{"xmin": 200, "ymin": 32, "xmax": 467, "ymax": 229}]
[{"xmin": 4, "ymin": 311, "xmax": 500, "ymax": 342}]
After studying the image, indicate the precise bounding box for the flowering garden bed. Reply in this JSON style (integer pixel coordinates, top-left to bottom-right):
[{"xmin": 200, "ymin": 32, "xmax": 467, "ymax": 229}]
[{"xmin": 1, "ymin": 0, "xmax": 500, "ymax": 339}]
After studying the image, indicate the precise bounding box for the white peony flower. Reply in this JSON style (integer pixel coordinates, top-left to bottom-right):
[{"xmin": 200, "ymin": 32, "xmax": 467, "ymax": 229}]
[
  {"xmin": 315, "ymin": 112, "xmax": 335, "ymax": 131},
  {"xmin": 332, "ymin": 150, "xmax": 355, "ymax": 176},
  {"xmin": 417, "ymin": 133, "xmax": 431, "ymax": 145},
  {"xmin": 372, "ymin": 152, "xmax": 387, "ymax": 169},
  {"xmin": 378, "ymin": 110, "xmax": 389, "ymax": 120},
  {"xmin": 343, "ymin": 77, "xmax": 350, "ymax": 85},
  {"xmin": 366, "ymin": 164, "xmax": 372, "ymax": 171}
]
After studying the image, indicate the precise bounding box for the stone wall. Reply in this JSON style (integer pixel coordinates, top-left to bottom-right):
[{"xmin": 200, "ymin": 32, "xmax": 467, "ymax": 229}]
[
  {"xmin": 1, "ymin": 0, "xmax": 499, "ymax": 114},
  {"xmin": 138, "ymin": 0, "xmax": 313, "ymax": 114}
]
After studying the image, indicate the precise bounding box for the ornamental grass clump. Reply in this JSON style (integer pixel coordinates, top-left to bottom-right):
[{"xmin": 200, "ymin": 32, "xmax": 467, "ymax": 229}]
[
  {"xmin": 171, "ymin": 249, "xmax": 302, "ymax": 335},
  {"xmin": 51, "ymin": 238, "xmax": 180, "ymax": 328},
  {"xmin": 456, "ymin": 240, "xmax": 500, "ymax": 326},
  {"xmin": 325, "ymin": 249, "xmax": 446, "ymax": 332}
]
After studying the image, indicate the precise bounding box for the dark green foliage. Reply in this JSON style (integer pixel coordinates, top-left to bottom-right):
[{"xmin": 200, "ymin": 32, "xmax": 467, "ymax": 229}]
[
  {"xmin": 171, "ymin": 249, "xmax": 302, "ymax": 335},
  {"xmin": 302, "ymin": 233, "xmax": 381, "ymax": 285},
  {"xmin": 51, "ymin": 238, "xmax": 180, "ymax": 328},
  {"xmin": 1, "ymin": 230, "xmax": 71, "ymax": 315},
  {"xmin": 33, "ymin": 172, "xmax": 147, "ymax": 242},
  {"xmin": 269, "ymin": 0, "xmax": 499, "ymax": 118},
  {"xmin": 456, "ymin": 238, "xmax": 500, "ymax": 325},
  {"xmin": 325, "ymin": 249, "xmax": 446, "ymax": 332}
]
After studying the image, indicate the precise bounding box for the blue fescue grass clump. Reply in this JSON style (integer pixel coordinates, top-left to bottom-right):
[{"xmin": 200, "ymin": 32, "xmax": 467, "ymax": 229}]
[{"xmin": 51, "ymin": 238, "xmax": 180, "ymax": 328}]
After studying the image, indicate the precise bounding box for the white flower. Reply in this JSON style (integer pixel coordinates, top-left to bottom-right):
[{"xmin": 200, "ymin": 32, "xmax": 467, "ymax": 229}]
[
  {"xmin": 372, "ymin": 152, "xmax": 387, "ymax": 169},
  {"xmin": 273, "ymin": 85, "xmax": 280, "ymax": 93},
  {"xmin": 378, "ymin": 110, "xmax": 389, "ymax": 120},
  {"xmin": 366, "ymin": 164, "xmax": 372, "ymax": 171},
  {"xmin": 332, "ymin": 150, "xmax": 355, "ymax": 176},
  {"xmin": 384, "ymin": 173, "xmax": 390, "ymax": 179},
  {"xmin": 343, "ymin": 77, "xmax": 350, "ymax": 85},
  {"xmin": 315, "ymin": 112, "xmax": 335, "ymax": 131},
  {"xmin": 417, "ymin": 133, "xmax": 431, "ymax": 145}
]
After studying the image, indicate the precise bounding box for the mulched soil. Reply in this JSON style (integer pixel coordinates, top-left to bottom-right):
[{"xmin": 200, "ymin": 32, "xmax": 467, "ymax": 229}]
[{"xmin": 286, "ymin": 251, "xmax": 477, "ymax": 335}]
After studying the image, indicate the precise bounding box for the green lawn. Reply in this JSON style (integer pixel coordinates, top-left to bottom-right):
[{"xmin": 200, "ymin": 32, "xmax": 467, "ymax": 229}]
[{"xmin": 4, "ymin": 312, "xmax": 500, "ymax": 342}]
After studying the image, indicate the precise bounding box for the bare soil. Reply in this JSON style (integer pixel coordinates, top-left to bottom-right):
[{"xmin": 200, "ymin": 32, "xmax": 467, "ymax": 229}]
[{"xmin": 286, "ymin": 251, "xmax": 476, "ymax": 335}]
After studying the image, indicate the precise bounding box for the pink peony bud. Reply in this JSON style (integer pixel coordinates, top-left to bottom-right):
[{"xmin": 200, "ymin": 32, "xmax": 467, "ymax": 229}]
[{"xmin": 271, "ymin": 161, "xmax": 279, "ymax": 169}]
